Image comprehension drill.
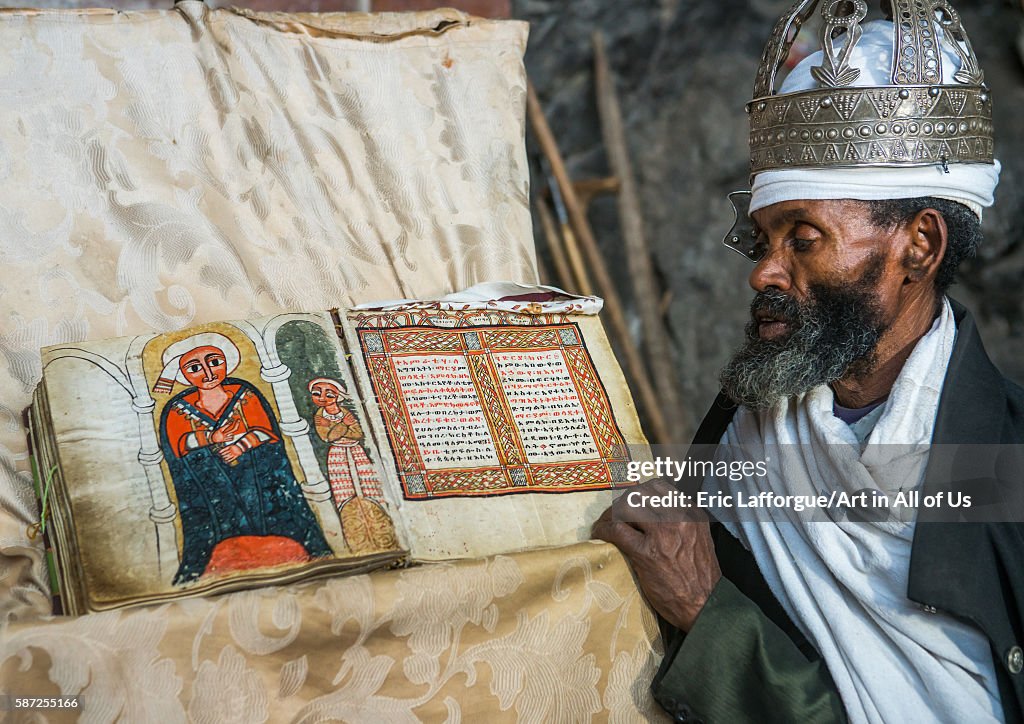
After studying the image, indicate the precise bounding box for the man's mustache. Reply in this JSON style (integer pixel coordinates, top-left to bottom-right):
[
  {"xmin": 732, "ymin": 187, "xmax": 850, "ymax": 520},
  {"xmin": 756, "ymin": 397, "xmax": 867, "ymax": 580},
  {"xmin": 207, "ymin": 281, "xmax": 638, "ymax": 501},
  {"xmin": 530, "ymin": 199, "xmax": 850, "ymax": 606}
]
[{"xmin": 750, "ymin": 289, "xmax": 802, "ymax": 324}]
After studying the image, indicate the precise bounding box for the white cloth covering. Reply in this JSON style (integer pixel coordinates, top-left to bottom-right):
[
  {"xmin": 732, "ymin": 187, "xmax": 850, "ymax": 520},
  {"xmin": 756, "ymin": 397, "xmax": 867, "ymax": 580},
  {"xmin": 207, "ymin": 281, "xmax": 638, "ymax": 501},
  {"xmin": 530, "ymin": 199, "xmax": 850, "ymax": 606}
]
[
  {"xmin": 352, "ymin": 281, "xmax": 605, "ymax": 315},
  {"xmin": 750, "ymin": 19, "xmax": 1001, "ymax": 219},
  {"xmin": 708, "ymin": 299, "xmax": 1003, "ymax": 724},
  {"xmin": 750, "ymin": 162, "xmax": 1001, "ymax": 220}
]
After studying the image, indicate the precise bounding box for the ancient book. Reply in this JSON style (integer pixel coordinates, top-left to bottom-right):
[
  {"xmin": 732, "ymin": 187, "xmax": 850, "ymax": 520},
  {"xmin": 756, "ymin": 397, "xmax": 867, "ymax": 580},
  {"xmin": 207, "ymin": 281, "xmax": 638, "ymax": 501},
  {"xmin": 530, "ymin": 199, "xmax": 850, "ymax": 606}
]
[{"xmin": 26, "ymin": 285, "xmax": 646, "ymax": 614}]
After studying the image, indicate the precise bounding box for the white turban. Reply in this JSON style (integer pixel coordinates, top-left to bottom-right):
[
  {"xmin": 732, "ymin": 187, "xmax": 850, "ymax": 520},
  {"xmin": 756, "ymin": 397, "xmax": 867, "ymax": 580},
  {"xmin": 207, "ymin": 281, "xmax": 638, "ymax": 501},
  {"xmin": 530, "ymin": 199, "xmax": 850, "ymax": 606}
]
[
  {"xmin": 307, "ymin": 377, "xmax": 350, "ymax": 398},
  {"xmin": 750, "ymin": 19, "xmax": 1000, "ymax": 219}
]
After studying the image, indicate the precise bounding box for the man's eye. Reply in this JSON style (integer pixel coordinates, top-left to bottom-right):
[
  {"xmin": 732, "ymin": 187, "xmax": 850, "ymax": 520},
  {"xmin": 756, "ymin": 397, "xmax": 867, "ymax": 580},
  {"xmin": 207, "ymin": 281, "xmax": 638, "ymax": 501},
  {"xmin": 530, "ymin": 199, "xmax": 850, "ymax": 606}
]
[
  {"xmin": 187, "ymin": 364, "xmax": 202, "ymax": 373},
  {"xmin": 209, "ymin": 358, "xmax": 223, "ymax": 367},
  {"xmin": 791, "ymin": 237, "xmax": 815, "ymax": 252}
]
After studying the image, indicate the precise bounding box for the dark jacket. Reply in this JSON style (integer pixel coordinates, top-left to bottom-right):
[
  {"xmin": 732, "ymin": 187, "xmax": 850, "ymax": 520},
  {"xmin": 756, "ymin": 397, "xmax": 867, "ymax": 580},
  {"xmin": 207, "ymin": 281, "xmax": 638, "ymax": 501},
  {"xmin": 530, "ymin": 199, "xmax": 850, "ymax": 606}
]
[{"xmin": 652, "ymin": 301, "xmax": 1024, "ymax": 723}]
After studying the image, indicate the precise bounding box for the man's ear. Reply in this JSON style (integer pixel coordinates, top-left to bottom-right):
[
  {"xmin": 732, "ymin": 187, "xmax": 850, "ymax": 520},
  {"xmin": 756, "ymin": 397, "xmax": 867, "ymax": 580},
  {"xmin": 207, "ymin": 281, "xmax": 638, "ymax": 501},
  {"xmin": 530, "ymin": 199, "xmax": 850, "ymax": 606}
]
[{"xmin": 901, "ymin": 208, "xmax": 947, "ymax": 284}]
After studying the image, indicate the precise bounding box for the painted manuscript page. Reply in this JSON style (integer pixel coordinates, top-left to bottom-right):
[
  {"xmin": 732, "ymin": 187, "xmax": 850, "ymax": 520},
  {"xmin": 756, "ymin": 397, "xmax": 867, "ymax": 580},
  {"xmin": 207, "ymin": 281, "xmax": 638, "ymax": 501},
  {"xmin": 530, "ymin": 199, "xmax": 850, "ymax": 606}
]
[
  {"xmin": 36, "ymin": 312, "xmax": 410, "ymax": 612},
  {"xmin": 340, "ymin": 306, "xmax": 647, "ymax": 560}
]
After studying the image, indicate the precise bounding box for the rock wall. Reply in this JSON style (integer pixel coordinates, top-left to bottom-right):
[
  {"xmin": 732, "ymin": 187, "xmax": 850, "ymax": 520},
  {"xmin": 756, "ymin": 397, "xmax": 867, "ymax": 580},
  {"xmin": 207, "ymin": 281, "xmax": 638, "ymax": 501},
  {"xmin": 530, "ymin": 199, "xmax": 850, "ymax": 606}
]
[{"xmin": 518, "ymin": 0, "xmax": 1024, "ymax": 434}]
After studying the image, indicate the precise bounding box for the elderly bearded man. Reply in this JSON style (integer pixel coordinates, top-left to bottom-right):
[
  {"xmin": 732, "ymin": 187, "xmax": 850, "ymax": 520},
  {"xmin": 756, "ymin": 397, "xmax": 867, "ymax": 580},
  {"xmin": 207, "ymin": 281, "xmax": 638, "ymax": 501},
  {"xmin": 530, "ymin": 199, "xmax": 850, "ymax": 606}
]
[{"xmin": 594, "ymin": 2, "xmax": 1024, "ymax": 723}]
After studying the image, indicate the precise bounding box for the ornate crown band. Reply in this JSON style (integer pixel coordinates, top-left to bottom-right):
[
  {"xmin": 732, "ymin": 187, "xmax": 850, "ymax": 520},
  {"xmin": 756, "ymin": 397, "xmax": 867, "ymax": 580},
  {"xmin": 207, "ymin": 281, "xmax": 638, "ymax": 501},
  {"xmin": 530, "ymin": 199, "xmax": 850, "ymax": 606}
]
[
  {"xmin": 748, "ymin": 84, "xmax": 993, "ymax": 173},
  {"xmin": 748, "ymin": 0, "xmax": 994, "ymax": 175}
]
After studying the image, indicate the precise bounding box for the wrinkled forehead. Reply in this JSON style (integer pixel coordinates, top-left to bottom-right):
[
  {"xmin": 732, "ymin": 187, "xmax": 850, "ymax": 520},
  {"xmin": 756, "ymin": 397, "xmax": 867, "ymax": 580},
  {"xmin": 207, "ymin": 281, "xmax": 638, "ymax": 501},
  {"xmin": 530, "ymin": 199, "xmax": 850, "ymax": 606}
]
[{"xmin": 751, "ymin": 198, "xmax": 868, "ymax": 228}]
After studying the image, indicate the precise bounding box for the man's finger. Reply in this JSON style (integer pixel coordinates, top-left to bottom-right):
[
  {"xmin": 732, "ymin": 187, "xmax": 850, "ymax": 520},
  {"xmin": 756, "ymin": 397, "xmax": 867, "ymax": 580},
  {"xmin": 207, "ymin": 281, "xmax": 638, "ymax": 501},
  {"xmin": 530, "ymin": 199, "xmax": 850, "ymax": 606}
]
[
  {"xmin": 605, "ymin": 492, "xmax": 656, "ymax": 531},
  {"xmin": 592, "ymin": 517, "xmax": 644, "ymax": 555}
]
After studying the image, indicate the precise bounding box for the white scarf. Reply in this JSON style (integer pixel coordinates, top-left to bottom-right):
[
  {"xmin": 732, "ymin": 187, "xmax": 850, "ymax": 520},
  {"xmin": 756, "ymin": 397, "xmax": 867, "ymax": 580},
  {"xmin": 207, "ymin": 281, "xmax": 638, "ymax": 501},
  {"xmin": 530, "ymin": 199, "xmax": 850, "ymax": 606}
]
[{"xmin": 709, "ymin": 299, "xmax": 1002, "ymax": 724}]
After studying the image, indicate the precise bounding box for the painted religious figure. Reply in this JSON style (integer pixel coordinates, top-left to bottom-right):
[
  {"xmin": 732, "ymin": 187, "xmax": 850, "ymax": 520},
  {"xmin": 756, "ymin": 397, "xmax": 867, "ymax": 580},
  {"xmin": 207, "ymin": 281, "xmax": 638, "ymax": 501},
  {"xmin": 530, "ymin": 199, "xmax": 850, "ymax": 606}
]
[
  {"xmin": 308, "ymin": 377, "xmax": 397, "ymax": 553},
  {"xmin": 154, "ymin": 333, "xmax": 332, "ymax": 584}
]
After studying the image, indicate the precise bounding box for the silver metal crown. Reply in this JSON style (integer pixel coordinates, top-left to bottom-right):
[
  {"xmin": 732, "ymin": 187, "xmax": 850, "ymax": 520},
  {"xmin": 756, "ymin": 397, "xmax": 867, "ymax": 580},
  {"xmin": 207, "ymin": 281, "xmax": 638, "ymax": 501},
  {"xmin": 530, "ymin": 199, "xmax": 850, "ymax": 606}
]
[{"xmin": 747, "ymin": 0, "xmax": 993, "ymax": 175}]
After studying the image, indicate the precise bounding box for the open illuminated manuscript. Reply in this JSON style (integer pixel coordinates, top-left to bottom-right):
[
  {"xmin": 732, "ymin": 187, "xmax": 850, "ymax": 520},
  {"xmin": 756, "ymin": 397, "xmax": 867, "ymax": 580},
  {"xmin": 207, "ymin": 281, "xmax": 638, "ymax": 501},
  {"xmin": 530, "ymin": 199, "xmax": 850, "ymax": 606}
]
[{"xmin": 27, "ymin": 285, "xmax": 646, "ymax": 614}]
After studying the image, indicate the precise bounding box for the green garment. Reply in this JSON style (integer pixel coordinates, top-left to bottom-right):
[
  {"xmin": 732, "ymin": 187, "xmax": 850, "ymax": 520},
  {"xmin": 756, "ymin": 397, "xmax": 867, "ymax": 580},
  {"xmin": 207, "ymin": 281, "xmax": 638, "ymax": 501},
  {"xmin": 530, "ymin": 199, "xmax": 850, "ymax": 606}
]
[
  {"xmin": 653, "ymin": 577, "xmax": 846, "ymax": 724},
  {"xmin": 651, "ymin": 525, "xmax": 846, "ymax": 724}
]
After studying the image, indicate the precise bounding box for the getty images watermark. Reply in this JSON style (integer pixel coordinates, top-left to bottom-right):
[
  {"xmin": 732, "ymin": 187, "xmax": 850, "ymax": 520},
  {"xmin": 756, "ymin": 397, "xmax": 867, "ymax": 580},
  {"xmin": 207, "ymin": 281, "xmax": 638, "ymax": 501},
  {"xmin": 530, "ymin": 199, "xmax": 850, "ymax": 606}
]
[
  {"xmin": 613, "ymin": 444, "xmax": 1018, "ymax": 523},
  {"xmin": 623, "ymin": 482, "xmax": 968, "ymax": 514}
]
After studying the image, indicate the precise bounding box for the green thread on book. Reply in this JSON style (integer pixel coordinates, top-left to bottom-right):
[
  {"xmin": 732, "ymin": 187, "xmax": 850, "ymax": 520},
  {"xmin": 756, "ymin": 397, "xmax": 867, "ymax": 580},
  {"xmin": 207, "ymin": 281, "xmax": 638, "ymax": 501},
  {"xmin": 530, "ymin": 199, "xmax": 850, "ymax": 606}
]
[
  {"xmin": 45, "ymin": 549, "xmax": 60, "ymax": 596},
  {"xmin": 26, "ymin": 465, "xmax": 58, "ymax": 541}
]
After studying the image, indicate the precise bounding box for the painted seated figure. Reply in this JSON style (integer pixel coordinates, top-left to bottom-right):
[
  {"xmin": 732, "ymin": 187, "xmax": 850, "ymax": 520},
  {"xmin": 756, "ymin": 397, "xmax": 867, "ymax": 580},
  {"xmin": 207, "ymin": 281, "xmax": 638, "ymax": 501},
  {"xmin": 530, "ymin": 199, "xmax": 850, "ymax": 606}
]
[{"xmin": 154, "ymin": 332, "xmax": 332, "ymax": 584}]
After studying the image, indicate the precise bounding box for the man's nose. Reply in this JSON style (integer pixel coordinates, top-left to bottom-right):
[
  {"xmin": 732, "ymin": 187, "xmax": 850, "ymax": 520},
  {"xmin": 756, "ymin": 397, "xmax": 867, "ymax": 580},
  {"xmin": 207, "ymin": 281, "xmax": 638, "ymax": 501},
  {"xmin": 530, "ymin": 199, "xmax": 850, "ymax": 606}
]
[{"xmin": 749, "ymin": 246, "xmax": 791, "ymax": 292}]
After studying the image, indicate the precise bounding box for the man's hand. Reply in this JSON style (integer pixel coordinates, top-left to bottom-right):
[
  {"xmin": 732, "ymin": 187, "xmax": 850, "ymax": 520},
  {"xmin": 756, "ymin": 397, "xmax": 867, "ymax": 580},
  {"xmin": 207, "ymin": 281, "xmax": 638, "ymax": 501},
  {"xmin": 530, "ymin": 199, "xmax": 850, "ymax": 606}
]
[{"xmin": 593, "ymin": 479, "xmax": 722, "ymax": 632}]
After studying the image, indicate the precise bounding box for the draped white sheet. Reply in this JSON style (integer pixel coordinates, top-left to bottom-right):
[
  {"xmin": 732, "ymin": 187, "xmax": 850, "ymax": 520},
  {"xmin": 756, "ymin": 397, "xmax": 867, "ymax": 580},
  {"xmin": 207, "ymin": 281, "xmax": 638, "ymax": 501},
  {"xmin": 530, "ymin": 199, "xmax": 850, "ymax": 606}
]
[
  {"xmin": 0, "ymin": 2, "xmax": 537, "ymax": 620},
  {"xmin": 0, "ymin": 6, "xmax": 664, "ymax": 720}
]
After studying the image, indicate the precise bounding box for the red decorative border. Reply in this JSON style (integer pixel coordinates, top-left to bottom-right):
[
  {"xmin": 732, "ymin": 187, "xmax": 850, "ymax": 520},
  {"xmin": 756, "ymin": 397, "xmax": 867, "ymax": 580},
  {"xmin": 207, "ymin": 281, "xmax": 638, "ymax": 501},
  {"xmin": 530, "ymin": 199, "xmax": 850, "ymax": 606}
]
[{"xmin": 357, "ymin": 323, "xmax": 630, "ymax": 499}]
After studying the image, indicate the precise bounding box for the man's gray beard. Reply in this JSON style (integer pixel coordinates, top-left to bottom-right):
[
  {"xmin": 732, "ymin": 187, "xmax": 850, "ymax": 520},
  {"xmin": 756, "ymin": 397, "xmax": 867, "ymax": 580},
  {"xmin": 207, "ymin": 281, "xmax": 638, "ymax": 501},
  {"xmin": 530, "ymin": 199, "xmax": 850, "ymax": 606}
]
[{"xmin": 719, "ymin": 256, "xmax": 889, "ymax": 410}]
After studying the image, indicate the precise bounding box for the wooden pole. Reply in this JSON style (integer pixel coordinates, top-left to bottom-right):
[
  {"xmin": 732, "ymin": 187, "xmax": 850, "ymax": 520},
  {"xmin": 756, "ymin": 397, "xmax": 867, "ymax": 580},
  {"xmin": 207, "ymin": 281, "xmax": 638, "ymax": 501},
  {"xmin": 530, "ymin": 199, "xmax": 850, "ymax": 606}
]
[
  {"xmin": 534, "ymin": 198, "xmax": 576, "ymax": 293},
  {"xmin": 572, "ymin": 176, "xmax": 620, "ymax": 209},
  {"xmin": 593, "ymin": 31, "xmax": 690, "ymax": 444},
  {"xmin": 526, "ymin": 80, "xmax": 671, "ymax": 445},
  {"xmin": 545, "ymin": 173, "xmax": 595, "ymax": 296}
]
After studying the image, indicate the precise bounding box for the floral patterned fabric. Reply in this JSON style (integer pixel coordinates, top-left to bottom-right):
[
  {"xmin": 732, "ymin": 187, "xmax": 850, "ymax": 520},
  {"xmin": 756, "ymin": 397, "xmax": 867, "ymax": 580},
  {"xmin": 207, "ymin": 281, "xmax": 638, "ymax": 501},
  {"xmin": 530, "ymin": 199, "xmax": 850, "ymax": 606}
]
[
  {"xmin": 0, "ymin": 5, "xmax": 663, "ymax": 720},
  {"xmin": 2, "ymin": 542, "xmax": 665, "ymax": 722},
  {"xmin": 0, "ymin": 2, "xmax": 534, "ymax": 621}
]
